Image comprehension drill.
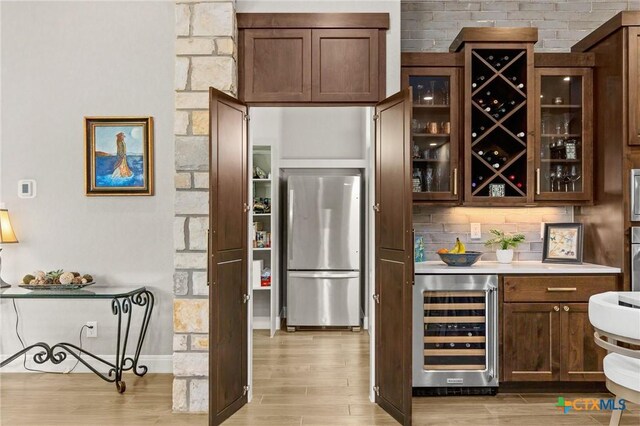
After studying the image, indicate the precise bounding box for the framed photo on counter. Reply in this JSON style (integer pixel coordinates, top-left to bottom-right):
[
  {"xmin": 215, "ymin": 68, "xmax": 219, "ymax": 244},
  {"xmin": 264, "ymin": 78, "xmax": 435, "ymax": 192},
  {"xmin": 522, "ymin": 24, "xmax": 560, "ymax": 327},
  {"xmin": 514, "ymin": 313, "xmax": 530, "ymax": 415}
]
[{"xmin": 542, "ymin": 223, "xmax": 583, "ymax": 264}]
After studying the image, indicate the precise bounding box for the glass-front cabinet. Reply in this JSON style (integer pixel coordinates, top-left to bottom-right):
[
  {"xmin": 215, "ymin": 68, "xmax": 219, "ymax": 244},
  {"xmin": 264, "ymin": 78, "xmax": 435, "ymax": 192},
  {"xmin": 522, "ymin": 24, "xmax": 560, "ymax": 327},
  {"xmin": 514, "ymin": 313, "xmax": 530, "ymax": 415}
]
[
  {"xmin": 402, "ymin": 68, "xmax": 460, "ymax": 202},
  {"xmin": 534, "ymin": 68, "xmax": 593, "ymax": 201}
]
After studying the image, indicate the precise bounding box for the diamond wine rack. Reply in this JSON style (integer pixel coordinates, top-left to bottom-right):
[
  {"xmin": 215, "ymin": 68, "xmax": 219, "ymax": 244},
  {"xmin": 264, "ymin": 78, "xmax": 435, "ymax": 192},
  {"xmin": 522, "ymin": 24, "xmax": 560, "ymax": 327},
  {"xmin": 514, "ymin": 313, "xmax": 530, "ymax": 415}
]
[{"xmin": 469, "ymin": 48, "xmax": 528, "ymax": 199}]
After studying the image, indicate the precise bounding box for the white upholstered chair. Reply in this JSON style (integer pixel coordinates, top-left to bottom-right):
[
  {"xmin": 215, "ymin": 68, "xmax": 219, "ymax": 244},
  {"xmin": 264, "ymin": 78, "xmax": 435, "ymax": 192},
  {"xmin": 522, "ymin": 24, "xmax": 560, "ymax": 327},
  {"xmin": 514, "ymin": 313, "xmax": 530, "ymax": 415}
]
[{"xmin": 589, "ymin": 291, "xmax": 640, "ymax": 426}]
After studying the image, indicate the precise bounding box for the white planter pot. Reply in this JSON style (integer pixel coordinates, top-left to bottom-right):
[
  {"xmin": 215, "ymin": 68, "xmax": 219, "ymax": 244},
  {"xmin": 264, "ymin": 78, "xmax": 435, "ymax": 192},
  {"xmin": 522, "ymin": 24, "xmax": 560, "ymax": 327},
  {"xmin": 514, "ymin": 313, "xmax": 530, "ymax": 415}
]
[{"xmin": 496, "ymin": 249, "xmax": 514, "ymax": 264}]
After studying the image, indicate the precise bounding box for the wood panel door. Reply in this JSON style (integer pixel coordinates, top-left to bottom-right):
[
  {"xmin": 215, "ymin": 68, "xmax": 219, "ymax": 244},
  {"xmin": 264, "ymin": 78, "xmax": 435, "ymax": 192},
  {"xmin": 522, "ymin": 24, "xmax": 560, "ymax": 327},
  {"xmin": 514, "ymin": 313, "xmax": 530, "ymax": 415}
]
[
  {"xmin": 502, "ymin": 303, "xmax": 560, "ymax": 382},
  {"xmin": 560, "ymin": 303, "xmax": 606, "ymax": 381},
  {"xmin": 209, "ymin": 88, "xmax": 248, "ymax": 425},
  {"xmin": 242, "ymin": 29, "xmax": 311, "ymax": 102},
  {"xmin": 629, "ymin": 27, "xmax": 640, "ymax": 146},
  {"xmin": 312, "ymin": 29, "xmax": 379, "ymax": 103},
  {"xmin": 374, "ymin": 89, "xmax": 413, "ymax": 425}
]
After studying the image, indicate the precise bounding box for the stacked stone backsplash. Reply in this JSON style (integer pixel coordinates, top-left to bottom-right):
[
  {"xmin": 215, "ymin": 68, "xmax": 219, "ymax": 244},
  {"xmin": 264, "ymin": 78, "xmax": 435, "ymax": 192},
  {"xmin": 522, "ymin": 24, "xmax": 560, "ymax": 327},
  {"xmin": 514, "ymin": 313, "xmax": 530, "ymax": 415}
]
[
  {"xmin": 413, "ymin": 206, "xmax": 573, "ymax": 261},
  {"xmin": 401, "ymin": 1, "xmax": 639, "ymax": 52},
  {"xmin": 173, "ymin": 0, "xmax": 237, "ymax": 413}
]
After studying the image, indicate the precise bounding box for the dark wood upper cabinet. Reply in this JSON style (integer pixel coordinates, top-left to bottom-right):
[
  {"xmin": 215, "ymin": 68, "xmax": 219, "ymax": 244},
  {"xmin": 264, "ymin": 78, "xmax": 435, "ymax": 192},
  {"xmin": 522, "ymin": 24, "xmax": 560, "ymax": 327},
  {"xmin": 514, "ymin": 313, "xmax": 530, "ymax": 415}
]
[
  {"xmin": 533, "ymin": 67, "xmax": 593, "ymax": 202},
  {"xmin": 238, "ymin": 13, "xmax": 389, "ymax": 104},
  {"xmin": 629, "ymin": 27, "xmax": 640, "ymax": 146},
  {"xmin": 241, "ymin": 29, "xmax": 312, "ymax": 103},
  {"xmin": 312, "ymin": 29, "xmax": 379, "ymax": 102},
  {"xmin": 402, "ymin": 66, "xmax": 462, "ymax": 203}
]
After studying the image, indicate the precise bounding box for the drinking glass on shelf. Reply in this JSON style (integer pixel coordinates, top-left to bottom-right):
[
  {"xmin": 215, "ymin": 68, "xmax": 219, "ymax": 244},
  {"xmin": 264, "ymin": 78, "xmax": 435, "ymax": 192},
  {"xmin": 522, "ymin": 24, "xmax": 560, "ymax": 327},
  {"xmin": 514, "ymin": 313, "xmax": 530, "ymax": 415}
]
[
  {"xmin": 556, "ymin": 165, "xmax": 566, "ymax": 192},
  {"xmin": 425, "ymin": 81, "xmax": 435, "ymax": 105},
  {"xmin": 569, "ymin": 165, "xmax": 582, "ymax": 192},
  {"xmin": 435, "ymin": 167, "xmax": 442, "ymax": 191},
  {"xmin": 416, "ymin": 84, "xmax": 424, "ymax": 105},
  {"xmin": 548, "ymin": 171, "xmax": 556, "ymax": 192},
  {"xmin": 425, "ymin": 167, "xmax": 434, "ymax": 192},
  {"xmin": 562, "ymin": 113, "xmax": 573, "ymax": 135},
  {"xmin": 442, "ymin": 81, "xmax": 450, "ymax": 106}
]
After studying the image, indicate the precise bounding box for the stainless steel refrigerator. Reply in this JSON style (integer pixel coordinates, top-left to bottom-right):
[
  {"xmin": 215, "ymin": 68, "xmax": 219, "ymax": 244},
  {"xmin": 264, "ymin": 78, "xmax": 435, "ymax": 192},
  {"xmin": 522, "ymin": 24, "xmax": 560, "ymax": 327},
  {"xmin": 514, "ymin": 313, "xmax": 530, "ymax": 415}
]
[{"xmin": 286, "ymin": 174, "xmax": 361, "ymax": 328}]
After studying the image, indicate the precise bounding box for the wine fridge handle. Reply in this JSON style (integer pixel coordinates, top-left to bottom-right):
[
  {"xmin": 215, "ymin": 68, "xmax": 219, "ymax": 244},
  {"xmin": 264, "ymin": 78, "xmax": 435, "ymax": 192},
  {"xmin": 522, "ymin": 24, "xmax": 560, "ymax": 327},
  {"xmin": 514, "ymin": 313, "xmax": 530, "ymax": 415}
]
[
  {"xmin": 453, "ymin": 168, "xmax": 458, "ymax": 196},
  {"xmin": 536, "ymin": 168, "xmax": 541, "ymax": 195}
]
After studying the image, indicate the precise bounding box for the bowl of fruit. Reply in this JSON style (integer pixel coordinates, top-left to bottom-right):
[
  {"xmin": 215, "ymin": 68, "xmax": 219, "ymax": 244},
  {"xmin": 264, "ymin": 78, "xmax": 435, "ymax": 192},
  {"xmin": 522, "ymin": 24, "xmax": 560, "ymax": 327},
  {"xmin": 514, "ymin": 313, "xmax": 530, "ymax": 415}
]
[{"xmin": 437, "ymin": 238, "xmax": 483, "ymax": 267}]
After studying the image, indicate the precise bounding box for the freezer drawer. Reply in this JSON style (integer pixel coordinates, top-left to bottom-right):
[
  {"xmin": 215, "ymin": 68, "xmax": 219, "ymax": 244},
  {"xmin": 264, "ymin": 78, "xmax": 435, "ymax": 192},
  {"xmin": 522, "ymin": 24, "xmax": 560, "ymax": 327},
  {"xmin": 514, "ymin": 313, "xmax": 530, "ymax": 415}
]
[{"xmin": 287, "ymin": 271, "xmax": 360, "ymax": 326}]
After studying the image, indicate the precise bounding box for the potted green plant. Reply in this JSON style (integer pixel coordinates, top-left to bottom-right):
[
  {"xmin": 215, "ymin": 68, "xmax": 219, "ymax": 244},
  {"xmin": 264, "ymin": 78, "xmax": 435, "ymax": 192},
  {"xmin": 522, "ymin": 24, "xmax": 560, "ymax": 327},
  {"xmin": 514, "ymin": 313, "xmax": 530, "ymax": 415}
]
[{"xmin": 484, "ymin": 229, "xmax": 526, "ymax": 264}]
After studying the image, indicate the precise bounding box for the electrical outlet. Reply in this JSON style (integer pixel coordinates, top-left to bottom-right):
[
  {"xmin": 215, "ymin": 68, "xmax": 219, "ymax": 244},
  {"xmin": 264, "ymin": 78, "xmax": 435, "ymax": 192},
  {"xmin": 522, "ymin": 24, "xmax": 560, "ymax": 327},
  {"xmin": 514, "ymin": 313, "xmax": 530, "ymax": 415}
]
[
  {"xmin": 470, "ymin": 223, "xmax": 482, "ymax": 239},
  {"xmin": 86, "ymin": 321, "xmax": 97, "ymax": 338}
]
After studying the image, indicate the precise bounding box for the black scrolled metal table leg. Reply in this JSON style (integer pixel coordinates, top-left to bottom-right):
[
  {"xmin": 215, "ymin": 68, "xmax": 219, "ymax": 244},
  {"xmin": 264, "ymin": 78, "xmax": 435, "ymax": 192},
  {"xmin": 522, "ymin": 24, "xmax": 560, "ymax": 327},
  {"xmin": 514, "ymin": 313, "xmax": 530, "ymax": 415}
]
[
  {"xmin": 111, "ymin": 296, "xmax": 133, "ymax": 393},
  {"xmin": 122, "ymin": 289, "xmax": 155, "ymax": 377}
]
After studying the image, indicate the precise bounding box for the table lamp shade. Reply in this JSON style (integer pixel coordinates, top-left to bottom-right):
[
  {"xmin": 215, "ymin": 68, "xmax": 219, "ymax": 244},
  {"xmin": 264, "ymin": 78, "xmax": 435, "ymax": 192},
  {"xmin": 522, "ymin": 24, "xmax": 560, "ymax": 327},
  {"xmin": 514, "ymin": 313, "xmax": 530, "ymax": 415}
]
[{"xmin": 0, "ymin": 209, "xmax": 18, "ymax": 243}]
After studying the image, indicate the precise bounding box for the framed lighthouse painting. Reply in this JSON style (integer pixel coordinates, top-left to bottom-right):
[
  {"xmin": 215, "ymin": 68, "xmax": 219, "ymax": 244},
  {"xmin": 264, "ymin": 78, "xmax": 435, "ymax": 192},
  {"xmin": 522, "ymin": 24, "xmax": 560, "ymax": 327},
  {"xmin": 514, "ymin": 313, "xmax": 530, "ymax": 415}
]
[{"xmin": 84, "ymin": 116, "xmax": 154, "ymax": 196}]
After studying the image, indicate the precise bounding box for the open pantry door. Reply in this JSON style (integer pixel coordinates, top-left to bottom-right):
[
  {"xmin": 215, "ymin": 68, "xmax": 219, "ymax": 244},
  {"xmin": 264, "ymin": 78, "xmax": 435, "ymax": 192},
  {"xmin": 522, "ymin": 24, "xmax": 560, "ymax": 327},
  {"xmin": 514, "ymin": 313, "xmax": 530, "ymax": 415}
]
[
  {"xmin": 208, "ymin": 88, "xmax": 249, "ymax": 425},
  {"xmin": 373, "ymin": 88, "xmax": 413, "ymax": 425}
]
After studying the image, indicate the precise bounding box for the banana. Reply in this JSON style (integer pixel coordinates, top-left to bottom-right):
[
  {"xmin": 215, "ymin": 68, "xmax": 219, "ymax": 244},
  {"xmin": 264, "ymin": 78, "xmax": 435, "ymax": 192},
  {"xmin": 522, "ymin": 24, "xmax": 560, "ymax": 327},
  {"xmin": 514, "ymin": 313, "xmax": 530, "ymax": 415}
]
[
  {"xmin": 450, "ymin": 238, "xmax": 466, "ymax": 254},
  {"xmin": 457, "ymin": 238, "xmax": 466, "ymax": 254}
]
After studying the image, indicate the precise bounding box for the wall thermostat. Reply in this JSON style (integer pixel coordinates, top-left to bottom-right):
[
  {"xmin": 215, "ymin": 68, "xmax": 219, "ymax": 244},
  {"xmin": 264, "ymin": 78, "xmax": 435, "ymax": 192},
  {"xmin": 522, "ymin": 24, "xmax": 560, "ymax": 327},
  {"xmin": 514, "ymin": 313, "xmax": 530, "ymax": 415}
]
[{"xmin": 18, "ymin": 180, "xmax": 36, "ymax": 198}]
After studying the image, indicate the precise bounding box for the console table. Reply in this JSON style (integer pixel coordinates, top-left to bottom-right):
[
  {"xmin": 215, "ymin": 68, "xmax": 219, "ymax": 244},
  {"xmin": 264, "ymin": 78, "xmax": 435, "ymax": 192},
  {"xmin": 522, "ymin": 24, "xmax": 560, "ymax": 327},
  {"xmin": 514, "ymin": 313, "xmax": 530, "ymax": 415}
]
[{"xmin": 0, "ymin": 285, "xmax": 154, "ymax": 393}]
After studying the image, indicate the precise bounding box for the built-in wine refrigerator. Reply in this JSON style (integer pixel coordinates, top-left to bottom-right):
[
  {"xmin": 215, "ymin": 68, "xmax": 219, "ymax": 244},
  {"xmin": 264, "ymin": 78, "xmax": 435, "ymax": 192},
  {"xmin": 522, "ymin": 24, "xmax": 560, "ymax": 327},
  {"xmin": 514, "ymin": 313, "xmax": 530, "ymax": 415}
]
[{"xmin": 413, "ymin": 275, "xmax": 498, "ymax": 395}]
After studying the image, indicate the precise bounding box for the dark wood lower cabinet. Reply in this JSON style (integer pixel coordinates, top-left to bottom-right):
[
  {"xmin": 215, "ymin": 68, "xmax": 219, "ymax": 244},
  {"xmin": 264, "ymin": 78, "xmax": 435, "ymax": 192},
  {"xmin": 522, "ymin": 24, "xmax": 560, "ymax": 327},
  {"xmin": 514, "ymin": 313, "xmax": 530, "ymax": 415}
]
[
  {"xmin": 502, "ymin": 302, "xmax": 606, "ymax": 383},
  {"xmin": 560, "ymin": 303, "xmax": 606, "ymax": 381},
  {"xmin": 503, "ymin": 303, "xmax": 559, "ymax": 382}
]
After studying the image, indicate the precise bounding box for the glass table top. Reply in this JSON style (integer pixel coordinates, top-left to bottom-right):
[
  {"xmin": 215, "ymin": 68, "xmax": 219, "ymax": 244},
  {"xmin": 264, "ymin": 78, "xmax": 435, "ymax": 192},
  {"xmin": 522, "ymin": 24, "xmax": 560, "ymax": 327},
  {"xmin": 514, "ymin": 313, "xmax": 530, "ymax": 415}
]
[{"xmin": 0, "ymin": 284, "xmax": 147, "ymax": 299}]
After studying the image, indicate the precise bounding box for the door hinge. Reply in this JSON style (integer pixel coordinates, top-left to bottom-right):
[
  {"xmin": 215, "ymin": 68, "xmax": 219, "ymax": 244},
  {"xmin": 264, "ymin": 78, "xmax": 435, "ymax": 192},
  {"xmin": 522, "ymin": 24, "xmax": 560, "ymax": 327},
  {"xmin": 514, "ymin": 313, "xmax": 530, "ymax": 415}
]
[
  {"xmin": 373, "ymin": 114, "xmax": 379, "ymax": 121},
  {"xmin": 243, "ymin": 113, "xmax": 250, "ymax": 121},
  {"xmin": 243, "ymin": 385, "xmax": 249, "ymax": 396},
  {"xmin": 372, "ymin": 203, "xmax": 380, "ymax": 212},
  {"xmin": 243, "ymin": 294, "xmax": 251, "ymax": 303},
  {"xmin": 372, "ymin": 294, "xmax": 380, "ymax": 304},
  {"xmin": 373, "ymin": 386, "xmax": 380, "ymax": 396}
]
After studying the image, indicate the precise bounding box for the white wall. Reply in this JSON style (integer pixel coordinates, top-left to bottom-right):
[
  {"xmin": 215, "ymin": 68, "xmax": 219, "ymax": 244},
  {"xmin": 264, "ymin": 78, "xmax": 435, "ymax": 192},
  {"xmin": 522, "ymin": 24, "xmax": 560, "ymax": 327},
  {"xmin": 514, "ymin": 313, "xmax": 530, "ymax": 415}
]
[
  {"xmin": 237, "ymin": 0, "xmax": 401, "ymax": 96},
  {"xmin": 0, "ymin": 1, "xmax": 174, "ymax": 371}
]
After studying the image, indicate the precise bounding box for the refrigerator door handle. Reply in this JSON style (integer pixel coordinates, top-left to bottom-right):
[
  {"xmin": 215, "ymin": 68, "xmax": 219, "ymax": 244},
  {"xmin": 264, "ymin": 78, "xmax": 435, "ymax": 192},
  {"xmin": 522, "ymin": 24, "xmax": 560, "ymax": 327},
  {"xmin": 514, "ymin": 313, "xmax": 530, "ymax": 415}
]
[
  {"xmin": 288, "ymin": 189, "xmax": 294, "ymax": 263},
  {"xmin": 288, "ymin": 271, "xmax": 360, "ymax": 279}
]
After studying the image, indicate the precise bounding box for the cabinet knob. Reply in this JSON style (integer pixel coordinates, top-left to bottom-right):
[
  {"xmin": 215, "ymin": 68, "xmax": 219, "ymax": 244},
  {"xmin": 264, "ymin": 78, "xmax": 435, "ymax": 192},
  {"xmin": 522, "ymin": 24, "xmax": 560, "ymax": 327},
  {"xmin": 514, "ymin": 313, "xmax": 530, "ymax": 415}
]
[
  {"xmin": 553, "ymin": 306, "xmax": 560, "ymax": 312},
  {"xmin": 563, "ymin": 305, "xmax": 570, "ymax": 312}
]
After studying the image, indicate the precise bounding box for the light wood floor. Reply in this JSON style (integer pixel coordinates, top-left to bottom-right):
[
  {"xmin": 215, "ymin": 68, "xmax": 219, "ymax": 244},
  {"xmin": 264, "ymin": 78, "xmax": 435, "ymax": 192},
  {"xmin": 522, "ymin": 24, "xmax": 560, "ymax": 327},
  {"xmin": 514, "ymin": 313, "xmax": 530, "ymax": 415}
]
[{"xmin": 1, "ymin": 330, "xmax": 638, "ymax": 425}]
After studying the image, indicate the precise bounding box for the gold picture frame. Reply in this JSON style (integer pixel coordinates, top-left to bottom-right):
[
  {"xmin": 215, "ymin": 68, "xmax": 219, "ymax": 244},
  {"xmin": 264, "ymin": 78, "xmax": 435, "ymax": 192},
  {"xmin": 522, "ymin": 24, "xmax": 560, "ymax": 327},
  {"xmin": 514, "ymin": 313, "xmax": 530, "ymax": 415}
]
[{"xmin": 84, "ymin": 117, "xmax": 154, "ymax": 196}]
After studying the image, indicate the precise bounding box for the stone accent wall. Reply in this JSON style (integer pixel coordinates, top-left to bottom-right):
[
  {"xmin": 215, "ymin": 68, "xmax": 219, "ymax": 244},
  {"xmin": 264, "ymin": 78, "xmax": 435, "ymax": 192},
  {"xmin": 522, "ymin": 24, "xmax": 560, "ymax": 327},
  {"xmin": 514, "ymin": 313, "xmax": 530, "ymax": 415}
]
[
  {"xmin": 402, "ymin": 1, "xmax": 639, "ymax": 52},
  {"xmin": 413, "ymin": 206, "xmax": 572, "ymax": 261},
  {"xmin": 173, "ymin": 0, "xmax": 237, "ymax": 413}
]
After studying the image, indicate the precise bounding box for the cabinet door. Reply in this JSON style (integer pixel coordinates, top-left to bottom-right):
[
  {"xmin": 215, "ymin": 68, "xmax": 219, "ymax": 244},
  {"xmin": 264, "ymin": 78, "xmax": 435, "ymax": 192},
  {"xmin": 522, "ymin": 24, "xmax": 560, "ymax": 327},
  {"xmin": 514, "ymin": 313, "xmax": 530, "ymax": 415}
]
[
  {"xmin": 312, "ymin": 29, "xmax": 379, "ymax": 102},
  {"xmin": 560, "ymin": 303, "xmax": 606, "ymax": 381},
  {"xmin": 374, "ymin": 89, "xmax": 413, "ymax": 425},
  {"xmin": 503, "ymin": 303, "xmax": 560, "ymax": 381},
  {"xmin": 629, "ymin": 27, "xmax": 640, "ymax": 146},
  {"xmin": 209, "ymin": 89, "xmax": 248, "ymax": 424},
  {"xmin": 402, "ymin": 67, "xmax": 461, "ymax": 203},
  {"xmin": 242, "ymin": 29, "xmax": 311, "ymax": 102},
  {"xmin": 534, "ymin": 68, "xmax": 593, "ymax": 201}
]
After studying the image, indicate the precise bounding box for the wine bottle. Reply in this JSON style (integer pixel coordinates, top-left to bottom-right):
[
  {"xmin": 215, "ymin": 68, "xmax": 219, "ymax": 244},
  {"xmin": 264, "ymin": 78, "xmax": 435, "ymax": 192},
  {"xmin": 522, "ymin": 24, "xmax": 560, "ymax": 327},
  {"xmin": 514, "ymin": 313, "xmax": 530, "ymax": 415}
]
[
  {"xmin": 516, "ymin": 182, "xmax": 523, "ymax": 189},
  {"xmin": 517, "ymin": 131, "xmax": 525, "ymax": 138},
  {"xmin": 471, "ymin": 75, "xmax": 485, "ymax": 88}
]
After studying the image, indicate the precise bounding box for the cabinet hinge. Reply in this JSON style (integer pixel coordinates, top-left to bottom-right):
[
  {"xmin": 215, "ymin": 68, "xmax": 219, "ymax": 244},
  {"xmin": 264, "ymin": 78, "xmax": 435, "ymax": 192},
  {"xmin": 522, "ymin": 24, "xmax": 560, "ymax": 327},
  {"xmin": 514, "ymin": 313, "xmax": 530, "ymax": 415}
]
[
  {"xmin": 243, "ymin": 385, "xmax": 249, "ymax": 396},
  {"xmin": 373, "ymin": 386, "xmax": 380, "ymax": 396},
  {"xmin": 373, "ymin": 114, "xmax": 379, "ymax": 121},
  {"xmin": 243, "ymin": 113, "xmax": 250, "ymax": 121}
]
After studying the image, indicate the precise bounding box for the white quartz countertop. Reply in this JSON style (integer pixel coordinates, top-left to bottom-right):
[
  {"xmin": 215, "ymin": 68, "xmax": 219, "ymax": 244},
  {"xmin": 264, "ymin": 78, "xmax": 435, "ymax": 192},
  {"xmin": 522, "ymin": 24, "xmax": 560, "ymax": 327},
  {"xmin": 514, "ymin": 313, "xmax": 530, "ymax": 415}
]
[{"xmin": 415, "ymin": 261, "xmax": 621, "ymax": 275}]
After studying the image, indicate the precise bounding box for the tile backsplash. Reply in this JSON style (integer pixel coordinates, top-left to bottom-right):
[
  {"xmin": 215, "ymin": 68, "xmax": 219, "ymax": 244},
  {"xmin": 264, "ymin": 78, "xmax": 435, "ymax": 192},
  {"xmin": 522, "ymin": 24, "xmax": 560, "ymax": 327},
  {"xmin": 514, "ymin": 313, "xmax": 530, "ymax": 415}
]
[{"xmin": 413, "ymin": 206, "xmax": 573, "ymax": 261}]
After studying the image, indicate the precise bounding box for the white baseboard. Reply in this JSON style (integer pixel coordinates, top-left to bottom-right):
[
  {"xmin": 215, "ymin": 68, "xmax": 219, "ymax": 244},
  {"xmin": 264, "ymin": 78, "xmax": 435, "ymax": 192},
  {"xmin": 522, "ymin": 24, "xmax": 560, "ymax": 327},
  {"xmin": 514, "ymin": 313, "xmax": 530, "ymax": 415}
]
[{"xmin": 0, "ymin": 354, "xmax": 172, "ymax": 373}]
